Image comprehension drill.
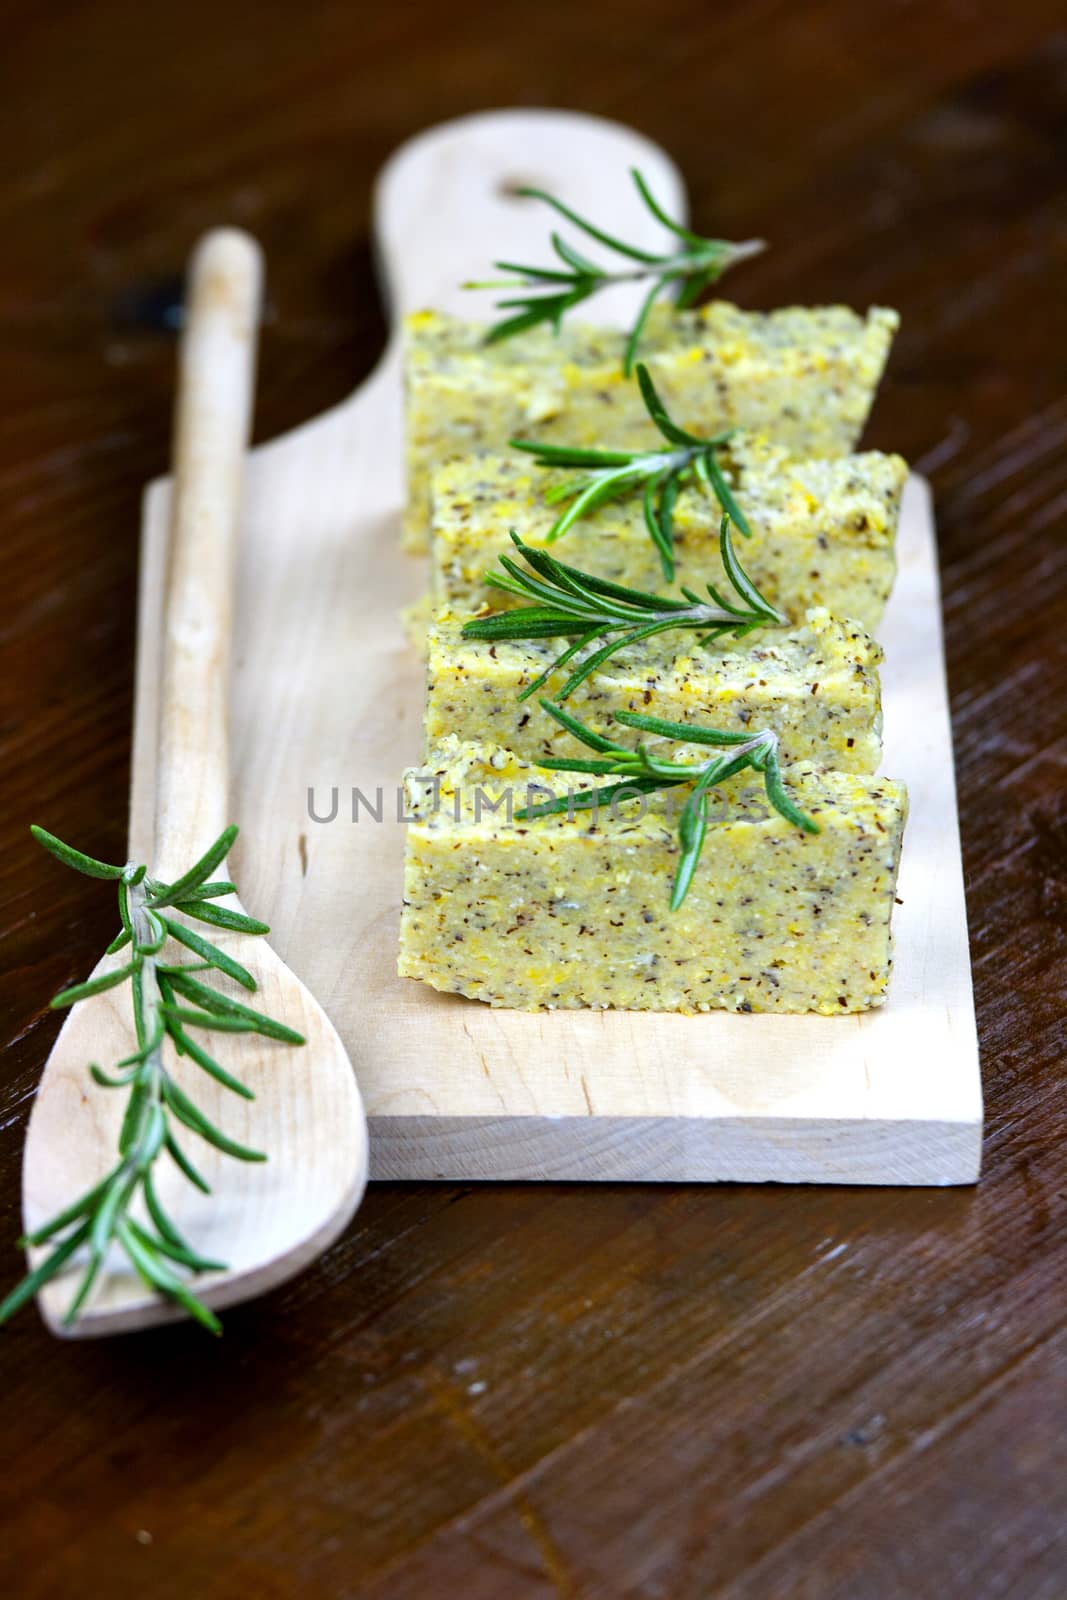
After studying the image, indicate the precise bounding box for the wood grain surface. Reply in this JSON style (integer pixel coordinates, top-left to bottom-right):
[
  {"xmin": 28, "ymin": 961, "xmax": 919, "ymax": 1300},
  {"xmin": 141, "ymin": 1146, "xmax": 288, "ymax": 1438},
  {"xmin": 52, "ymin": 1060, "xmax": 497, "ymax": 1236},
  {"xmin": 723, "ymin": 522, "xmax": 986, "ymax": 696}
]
[{"xmin": 1, "ymin": 2, "xmax": 1064, "ymax": 1596}]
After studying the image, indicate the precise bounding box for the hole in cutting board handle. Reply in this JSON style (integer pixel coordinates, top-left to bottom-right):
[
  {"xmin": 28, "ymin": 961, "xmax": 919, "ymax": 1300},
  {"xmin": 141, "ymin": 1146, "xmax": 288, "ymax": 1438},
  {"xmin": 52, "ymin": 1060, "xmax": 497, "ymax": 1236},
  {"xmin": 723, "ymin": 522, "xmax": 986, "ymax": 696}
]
[{"xmin": 496, "ymin": 175, "xmax": 548, "ymax": 200}]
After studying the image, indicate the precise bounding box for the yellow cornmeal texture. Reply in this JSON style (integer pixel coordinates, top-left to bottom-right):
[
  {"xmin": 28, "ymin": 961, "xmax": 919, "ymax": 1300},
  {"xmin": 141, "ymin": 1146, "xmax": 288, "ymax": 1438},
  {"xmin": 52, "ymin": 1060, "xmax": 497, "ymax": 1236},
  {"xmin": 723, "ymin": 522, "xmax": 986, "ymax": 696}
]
[
  {"xmin": 430, "ymin": 444, "xmax": 906, "ymax": 634},
  {"xmin": 404, "ymin": 301, "xmax": 900, "ymax": 549},
  {"xmin": 397, "ymin": 740, "xmax": 908, "ymax": 1014},
  {"xmin": 424, "ymin": 607, "xmax": 883, "ymax": 772}
]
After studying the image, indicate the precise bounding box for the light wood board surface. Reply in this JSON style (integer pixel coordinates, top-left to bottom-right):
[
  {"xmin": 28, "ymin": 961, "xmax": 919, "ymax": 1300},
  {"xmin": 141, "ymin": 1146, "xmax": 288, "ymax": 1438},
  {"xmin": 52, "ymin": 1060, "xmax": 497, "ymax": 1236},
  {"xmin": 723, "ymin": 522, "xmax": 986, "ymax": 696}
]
[{"xmin": 131, "ymin": 110, "xmax": 982, "ymax": 1185}]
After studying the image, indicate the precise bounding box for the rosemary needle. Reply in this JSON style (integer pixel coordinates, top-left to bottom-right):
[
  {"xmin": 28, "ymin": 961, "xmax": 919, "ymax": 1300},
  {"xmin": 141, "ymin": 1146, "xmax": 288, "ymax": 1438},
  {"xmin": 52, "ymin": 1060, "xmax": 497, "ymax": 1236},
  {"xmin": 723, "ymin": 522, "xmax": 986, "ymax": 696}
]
[
  {"xmin": 465, "ymin": 167, "xmax": 764, "ymax": 374},
  {"xmin": 0, "ymin": 824, "xmax": 303, "ymax": 1335}
]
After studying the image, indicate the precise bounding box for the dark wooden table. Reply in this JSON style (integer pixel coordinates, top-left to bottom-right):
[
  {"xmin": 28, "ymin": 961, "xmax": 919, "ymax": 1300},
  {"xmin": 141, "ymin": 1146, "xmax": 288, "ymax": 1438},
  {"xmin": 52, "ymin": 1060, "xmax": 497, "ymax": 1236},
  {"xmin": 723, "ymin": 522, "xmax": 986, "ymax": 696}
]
[{"xmin": 2, "ymin": 3, "xmax": 1065, "ymax": 1595}]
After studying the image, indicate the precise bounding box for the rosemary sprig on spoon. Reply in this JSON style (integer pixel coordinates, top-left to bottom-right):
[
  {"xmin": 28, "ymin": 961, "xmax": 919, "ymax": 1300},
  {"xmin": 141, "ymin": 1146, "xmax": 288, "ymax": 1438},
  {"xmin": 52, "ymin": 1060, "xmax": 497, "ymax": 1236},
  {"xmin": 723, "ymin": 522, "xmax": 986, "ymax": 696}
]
[
  {"xmin": 0, "ymin": 824, "xmax": 303, "ymax": 1335},
  {"xmin": 516, "ymin": 702, "xmax": 818, "ymax": 910},
  {"xmin": 465, "ymin": 167, "xmax": 764, "ymax": 374},
  {"xmin": 461, "ymin": 514, "xmax": 784, "ymax": 704},
  {"xmin": 510, "ymin": 362, "xmax": 750, "ymax": 580}
]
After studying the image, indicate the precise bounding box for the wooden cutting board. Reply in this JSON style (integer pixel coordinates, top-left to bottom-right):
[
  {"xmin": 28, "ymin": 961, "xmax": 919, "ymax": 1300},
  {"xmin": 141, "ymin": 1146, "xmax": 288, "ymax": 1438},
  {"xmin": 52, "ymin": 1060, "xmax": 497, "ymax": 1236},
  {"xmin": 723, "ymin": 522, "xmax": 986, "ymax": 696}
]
[{"xmin": 131, "ymin": 110, "xmax": 982, "ymax": 1185}]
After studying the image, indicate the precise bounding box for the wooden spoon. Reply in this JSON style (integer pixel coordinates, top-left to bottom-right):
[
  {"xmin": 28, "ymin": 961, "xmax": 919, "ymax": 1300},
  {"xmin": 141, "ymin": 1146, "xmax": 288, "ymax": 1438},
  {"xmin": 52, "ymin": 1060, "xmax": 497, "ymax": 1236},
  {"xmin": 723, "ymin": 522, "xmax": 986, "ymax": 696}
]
[{"xmin": 20, "ymin": 229, "xmax": 368, "ymax": 1337}]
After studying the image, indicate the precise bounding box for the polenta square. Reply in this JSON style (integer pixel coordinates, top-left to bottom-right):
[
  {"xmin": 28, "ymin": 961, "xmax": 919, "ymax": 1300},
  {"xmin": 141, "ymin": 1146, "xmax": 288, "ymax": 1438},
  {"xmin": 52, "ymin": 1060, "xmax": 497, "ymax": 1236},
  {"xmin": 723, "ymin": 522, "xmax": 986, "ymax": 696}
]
[
  {"xmin": 429, "ymin": 444, "xmax": 905, "ymax": 634},
  {"xmin": 424, "ymin": 607, "xmax": 884, "ymax": 773},
  {"xmin": 404, "ymin": 301, "xmax": 899, "ymax": 549},
  {"xmin": 397, "ymin": 739, "xmax": 907, "ymax": 1015}
]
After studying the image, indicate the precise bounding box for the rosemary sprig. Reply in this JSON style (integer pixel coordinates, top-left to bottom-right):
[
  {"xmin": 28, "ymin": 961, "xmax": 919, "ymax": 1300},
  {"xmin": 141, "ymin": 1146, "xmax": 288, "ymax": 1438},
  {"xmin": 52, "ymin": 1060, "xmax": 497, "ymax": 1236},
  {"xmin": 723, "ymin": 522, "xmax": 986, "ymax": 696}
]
[
  {"xmin": 465, "ymin": 167, "xmax": 764, "ymax": 374},
  {"xmin": 516, "ymin": 701, "xmax": 818, "ymax": 910},
  {"xmin": 461, "ymin": 515, "xmax": 783, "ymax": 705},
  {"xmin": 510, "ymin": 363, "xmax": 750, "ymax": 579},
  {"xmin": 0, "ymin": 824, "xmax": 303, "ymax": 1335}
]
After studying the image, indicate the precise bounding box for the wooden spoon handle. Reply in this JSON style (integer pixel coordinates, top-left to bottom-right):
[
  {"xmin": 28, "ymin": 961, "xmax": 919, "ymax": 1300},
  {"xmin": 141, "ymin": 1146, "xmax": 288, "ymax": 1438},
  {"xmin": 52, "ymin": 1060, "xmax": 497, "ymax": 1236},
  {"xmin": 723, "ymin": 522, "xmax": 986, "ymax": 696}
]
[{"xmin": 153, "ymin": 229, "xmax": 263, "ymax": 882}]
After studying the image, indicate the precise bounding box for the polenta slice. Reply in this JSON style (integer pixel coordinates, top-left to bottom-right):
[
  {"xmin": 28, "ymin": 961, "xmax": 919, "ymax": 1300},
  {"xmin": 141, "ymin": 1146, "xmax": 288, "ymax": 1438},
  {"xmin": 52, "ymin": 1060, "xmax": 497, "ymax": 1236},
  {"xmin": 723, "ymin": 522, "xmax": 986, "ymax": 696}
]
[
  {"xmin": 430, "ymin": 444, "xmax": 905, "ymax": 633},
  {"xmin": 404, "ymin": 301, "xmax": 899, "ymax": 550},
  {"xmin": 424, "ymin": 607, "xmax": 884, "ymax": 773},
  {"xmin": 397, "ymin": 738, "xmax": 907, "ymax": 1015}
]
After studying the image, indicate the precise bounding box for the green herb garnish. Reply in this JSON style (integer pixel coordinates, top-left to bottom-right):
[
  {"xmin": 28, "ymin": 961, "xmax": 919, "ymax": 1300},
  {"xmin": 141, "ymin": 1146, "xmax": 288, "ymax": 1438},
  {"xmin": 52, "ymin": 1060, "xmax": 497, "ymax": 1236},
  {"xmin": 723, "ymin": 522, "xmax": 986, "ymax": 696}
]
[
  {"xmin": 461, "ymin": 515, "xmax": 783, "ymax": 705},
  {"xmin": 0, "ymin": 825, "xmax": 303, "ymax": 1335},
  {"xmin": 465, "ymin": 168, "xmax": 764, "ymax": 374},
  {"xmin": 509, "ymin": 363, "xmax": 749, "ymax": 580},
  {"xmin": 516, "ymin": 702, "xmax": 818, "ymax": 909}
]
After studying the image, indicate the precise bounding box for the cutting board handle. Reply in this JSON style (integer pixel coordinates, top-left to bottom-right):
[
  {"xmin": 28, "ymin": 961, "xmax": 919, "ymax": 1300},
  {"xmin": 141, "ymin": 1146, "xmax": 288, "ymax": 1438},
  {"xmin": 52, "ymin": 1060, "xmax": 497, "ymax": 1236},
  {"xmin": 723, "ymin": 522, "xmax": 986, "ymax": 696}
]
[{"xmin": 372, "ymin": 109, "xmax": 686, "ymax": 329}]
